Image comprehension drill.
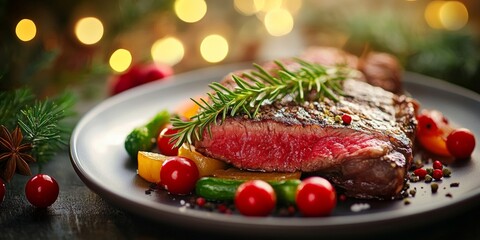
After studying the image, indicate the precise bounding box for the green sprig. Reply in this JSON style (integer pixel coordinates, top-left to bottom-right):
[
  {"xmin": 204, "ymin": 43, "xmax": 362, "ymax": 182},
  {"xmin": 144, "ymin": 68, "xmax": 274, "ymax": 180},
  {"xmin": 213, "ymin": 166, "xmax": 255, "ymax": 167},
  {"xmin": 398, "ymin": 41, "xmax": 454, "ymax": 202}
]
[
  {"xmin": 1, "ymin": 88, "xmax": 76, "ymax": 164},
  {"xmin": 170, "ymin": 60, "xmax": 351, "ymax": 147}
]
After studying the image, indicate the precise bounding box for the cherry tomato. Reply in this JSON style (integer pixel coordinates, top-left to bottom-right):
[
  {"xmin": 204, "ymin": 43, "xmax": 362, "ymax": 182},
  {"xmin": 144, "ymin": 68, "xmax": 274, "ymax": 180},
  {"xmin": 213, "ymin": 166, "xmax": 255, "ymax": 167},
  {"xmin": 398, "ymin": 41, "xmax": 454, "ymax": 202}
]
[
  {"xmin": 446, "ymin": 128, "xmax": 476, "ymax": 159},
  {"xmin": 157, "ymin": 124, "xmax": 180, "ymax": 156},
  {"xmin": 0, "ymin": 179, "xmax": 5, "ymax": 204},
  {"xmin": 25, "ymin": 174, "xmax": 59, "ymax": 208},
  {"xmin": 416, "ymin": 110, "xmax": 453, "ymax": 157},
  {"xmin": 234, "ymin": 180, "xmax": 276, "ymax": 216},
  {"xmin": 160, "ymin": 157, "xmax": 199, "ymax": 195},
  {"xmin": 295, "ymin": 177, "xmax": 336, "ymax": 217}
]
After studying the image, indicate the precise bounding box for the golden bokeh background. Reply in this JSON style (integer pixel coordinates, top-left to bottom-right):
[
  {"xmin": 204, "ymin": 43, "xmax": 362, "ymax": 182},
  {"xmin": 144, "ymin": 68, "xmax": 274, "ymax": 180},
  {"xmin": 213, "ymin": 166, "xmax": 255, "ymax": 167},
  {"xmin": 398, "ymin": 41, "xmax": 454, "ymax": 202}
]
[{"xmin": 2, "ymin": 0, "xmax": 479, "ymax": 97}]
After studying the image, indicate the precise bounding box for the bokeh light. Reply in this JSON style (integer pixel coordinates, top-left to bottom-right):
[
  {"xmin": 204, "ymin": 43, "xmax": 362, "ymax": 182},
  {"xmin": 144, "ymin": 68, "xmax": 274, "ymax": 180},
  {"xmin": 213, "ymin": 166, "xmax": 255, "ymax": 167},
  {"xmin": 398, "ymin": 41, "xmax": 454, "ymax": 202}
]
[
  {"xmin": 282, "ymin": 0, "xmax": 302, "ymax": 16},
  {"xmin": 234, "ymin": 0, "xmax": 262, "ymax": 15},
  {"xmin": 264, "ymin": 8, "xmax": 294, "ymax": 36},
  {"xmin": 439, "ymin": 1, "xmax": 468, "ymax": 30},
  {"xmin": 75, "ymin": 17, "xmax": 104, "ymax": 45},
  {"xmin": 425, "ymin": 1, "xmax": 445, "ymax": 29},
  {"xmin": 15, "ymin": 19, "xmax": 37, "ymax": 42},
  {"xmin": 109, "ymin": 49, "xmax": 132, "ymax": 73},
  {"xmin": 260, "ymin": 0, "xmax": 283, "ymax": 12},
  {"xmin": 151, "ymin": 37, "xmax": 185, "ymax": 66},
  {"xmin": 425, "ymin": 1, "xmax": 468, "ymax": 30},
  {"xmin": 200, "ymin": 34, "xmax": 229, "ymax": 63},
  {"xmin": 175, "ymin": 0, "xmax": 207, "ymax": 23}
]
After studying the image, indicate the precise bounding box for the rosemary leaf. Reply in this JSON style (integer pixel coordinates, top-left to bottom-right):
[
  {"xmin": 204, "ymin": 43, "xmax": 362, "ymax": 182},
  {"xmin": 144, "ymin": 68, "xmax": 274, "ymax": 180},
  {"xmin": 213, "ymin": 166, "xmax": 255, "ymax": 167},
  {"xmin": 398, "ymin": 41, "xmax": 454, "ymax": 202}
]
[{"xmin": 171, "ymin": 60, "xmax": 350, "ymax": 147}]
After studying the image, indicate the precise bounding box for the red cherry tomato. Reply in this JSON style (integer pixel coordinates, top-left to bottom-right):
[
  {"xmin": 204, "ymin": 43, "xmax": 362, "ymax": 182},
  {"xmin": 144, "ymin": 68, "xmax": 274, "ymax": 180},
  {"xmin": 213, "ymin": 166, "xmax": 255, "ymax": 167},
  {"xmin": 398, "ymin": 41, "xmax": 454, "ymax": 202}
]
[
  {"xmin": 416, "ymin": 110, "xmax": 453, "ymax": 157},
  {"xmin": 0, "ymin": 179, "xmax": 5, "ymax": 204},
  {"xmin": 234, "ymin": 180, "xmax": 276, "ymax": 216},
  {"xmin": 25, "ymin": 174, "xmax": 59, "ymax": 208},
  {"xmin": 295, "ymin": 177, "xmax": 336, "ymax": 217},
  {"xmin": 446, "ymin": 128, "xmax": 476, "ymax": 159},
  {"xmin": 157, "ymin": 124, "xmax": 180, "ymax": 156},
  {"xmin": 160, "ymin": 157, "xmax": 199, "ymax": 195}
]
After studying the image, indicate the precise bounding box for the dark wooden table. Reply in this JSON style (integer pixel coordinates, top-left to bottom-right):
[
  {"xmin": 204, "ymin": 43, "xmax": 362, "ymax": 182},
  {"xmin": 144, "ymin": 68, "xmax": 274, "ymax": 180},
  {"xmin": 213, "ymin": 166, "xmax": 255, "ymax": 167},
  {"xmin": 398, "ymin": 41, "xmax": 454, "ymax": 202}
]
[{"xmin": 2, "ymin": 149, "xmax": 480, "ymax": 240}]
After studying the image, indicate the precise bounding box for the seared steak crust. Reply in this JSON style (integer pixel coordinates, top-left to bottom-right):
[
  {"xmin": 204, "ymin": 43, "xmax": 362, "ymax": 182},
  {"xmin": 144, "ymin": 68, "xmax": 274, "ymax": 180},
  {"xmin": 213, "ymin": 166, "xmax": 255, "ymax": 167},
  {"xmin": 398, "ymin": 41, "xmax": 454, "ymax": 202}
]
[{"xmin": 194, "ymin": 50, "xmax": 417, "ymax": 199}]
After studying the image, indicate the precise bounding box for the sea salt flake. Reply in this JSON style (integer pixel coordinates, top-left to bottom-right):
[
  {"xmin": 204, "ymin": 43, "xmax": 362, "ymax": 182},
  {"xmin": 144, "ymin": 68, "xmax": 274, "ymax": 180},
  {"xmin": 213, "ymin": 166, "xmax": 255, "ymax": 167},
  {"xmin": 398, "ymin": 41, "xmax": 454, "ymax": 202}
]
[{"xmin": 350, "ymin": 203, "xmax": 371, "ymax": 212}]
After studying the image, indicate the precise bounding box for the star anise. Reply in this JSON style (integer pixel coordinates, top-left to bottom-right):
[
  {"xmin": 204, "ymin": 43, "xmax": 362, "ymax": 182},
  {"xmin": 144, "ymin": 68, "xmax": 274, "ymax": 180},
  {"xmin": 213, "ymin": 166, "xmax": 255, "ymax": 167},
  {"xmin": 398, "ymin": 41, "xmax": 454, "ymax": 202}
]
[{"xmin": 0, "ymin": 125, "xmax": 36, "ymax": 182}]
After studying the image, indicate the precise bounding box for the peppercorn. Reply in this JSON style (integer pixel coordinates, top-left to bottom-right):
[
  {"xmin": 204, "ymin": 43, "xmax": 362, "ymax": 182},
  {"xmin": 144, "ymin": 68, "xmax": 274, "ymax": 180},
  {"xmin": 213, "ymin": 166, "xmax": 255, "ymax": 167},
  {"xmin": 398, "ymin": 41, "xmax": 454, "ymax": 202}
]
[
  {"xmin": 450, "ymin": 182, "xmax": 460, "ymax": 187},
  {"xmin": 409, "ymin": 189, "xmax": 417, "ymax": 197},
  {"xmin": 342, "ymin": 114, "xmax": 352, "ymax": 125},
  {"xmin": 196, "ymin": 197, "xmax": 206, "ymax": 207},
  {"xmin": 335, "ymin": 115, "xmax": 342, "ymax": 123},
  {"xmin": 442, "ymin": 168, "xmax": 452, "ymax": 177},
  {"xmin": 431, "ymin": 183, "xmax": 439, "ymax": 193},
  {"xmin": 433, "ymin": 160, "xmax": 443, "ymax": 170},
  {"xmin": 424, "ymin": 175, "xmax": 433, "ymax": 183},
  {"xmin": 432, "ymin": 169, "xmax": 443, "ymax": 180},
  {"xmin": 413, "ymin": 168, "xmax": 428, "ymax": 179},
  {"xmin": 409, "ymin": 175, "xmax": 420, "ymax": 182}
]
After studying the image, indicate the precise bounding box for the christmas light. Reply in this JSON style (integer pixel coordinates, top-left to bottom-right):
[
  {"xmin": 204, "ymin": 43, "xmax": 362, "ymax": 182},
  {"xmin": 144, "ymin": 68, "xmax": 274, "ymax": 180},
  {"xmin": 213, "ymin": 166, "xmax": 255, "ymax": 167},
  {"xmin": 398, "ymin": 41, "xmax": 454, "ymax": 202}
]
[
  {"xmin": 175, "ymin": 0, "xmax": 207, "ymax": 23},
  {"xmin": 109, "ymin": 49, "xmax": 132, "ymax": 73},
  {"xmin": 439, "ymin": 1, "xmax": 468, "ymax": 30},
  {"xmin": 200, "ymin": 34, "xmax": 229, "ymax": 63},
  {"xmin": 15, "ymin": 19, "xmax": 36, "ymax": 42},
  {"xmin": 75, "ymin": 17, "xmax": 104, "ymax": 45},
  {"xmin": 264, "ymin": 8, "xmax": 293, "ymax": 36},
  {"xmin": 234, "ymin": 0, "xmax": 262, "ymax": 16},
  {"xmin": 151, "ymin": 37, "xmax": 184, "ymax": 66},
  {"xmin": 425, "ymin": 1, "xmax": 468, "ymax": 31}
]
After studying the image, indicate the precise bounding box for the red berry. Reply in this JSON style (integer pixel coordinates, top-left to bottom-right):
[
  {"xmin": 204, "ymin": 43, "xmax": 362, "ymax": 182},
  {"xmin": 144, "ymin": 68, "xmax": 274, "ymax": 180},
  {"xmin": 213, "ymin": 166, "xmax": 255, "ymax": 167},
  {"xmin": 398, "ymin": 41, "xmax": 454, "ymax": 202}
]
[
  {"xmin": 432, "ymin": 160, "xmax": 443, "ymax": 170},
  {"xmin": 25, "ymin": 174, "xmax": 59, "ymax": 208},
  {"xmin": 160, "ymin": 157, "xmax": 199, "ymax": 195},
  {"xmin": 432, "ymin": 169, "xmax": 443, "ymax": 180},
  {"xmin": 295, "ymin": 177, "xmax": 336, "ymax": 217},
  {"xmin": 109, "ymin": 66, "xmax": 142, "ymax": 95},
  {"xmin": 0, "ymin": 179, "xmax": 5, "ymax": 204},
  {"xmin": 196, "ymin": 197, "xmax": 206, "ymax": 207},
  {"xmin": 109, "ymin": 63, "xmax": 173, "ymax": 95},
  {"xmin": 413, "ymin": 168, "xmax": 428, "ymax": 179},
  {"xmin": 342, "ymin": 114, "xmax": 352, "ymax": 125},
  {"xmin": 446, "ymin": 128, "xmax": 476, "ymax": 159},
  {"xmin": 136, "ymin": 63, "xmax": 173, "ymax": 85},
  {"xmin": 157, "ymin": 125, "xmax": 180, "ymax": 156},
  {"xmin": 235, "ymin": 180, "xmax": 276, "ymax": 216}
]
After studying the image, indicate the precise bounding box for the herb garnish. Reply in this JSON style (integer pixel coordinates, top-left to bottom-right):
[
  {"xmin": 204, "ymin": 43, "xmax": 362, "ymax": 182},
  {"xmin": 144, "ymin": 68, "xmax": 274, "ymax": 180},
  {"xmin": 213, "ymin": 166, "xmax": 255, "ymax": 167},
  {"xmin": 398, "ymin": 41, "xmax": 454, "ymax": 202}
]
[
  {"xmin": 170, "ymin": 60, "xmax": 351, "ymax": 147},
  {"xmin": 0, "ymin": 88, "xmax": 75, "ymax": 181}
]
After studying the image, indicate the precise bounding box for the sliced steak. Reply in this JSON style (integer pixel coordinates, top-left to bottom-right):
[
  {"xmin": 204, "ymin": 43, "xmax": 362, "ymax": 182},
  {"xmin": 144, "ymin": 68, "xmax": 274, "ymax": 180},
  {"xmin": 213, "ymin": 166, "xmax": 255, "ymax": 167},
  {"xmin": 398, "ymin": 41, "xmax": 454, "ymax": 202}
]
[{"xmin": 194, "ymin": 50, "xmax": 417, "ymax": 199}]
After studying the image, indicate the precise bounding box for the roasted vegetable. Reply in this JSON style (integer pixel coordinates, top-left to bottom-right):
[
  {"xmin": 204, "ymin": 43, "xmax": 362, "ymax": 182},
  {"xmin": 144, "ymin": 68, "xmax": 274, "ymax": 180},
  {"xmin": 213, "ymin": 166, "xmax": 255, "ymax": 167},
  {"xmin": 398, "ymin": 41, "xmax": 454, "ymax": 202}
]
[
  {"xmin": 124, "ymin": 110, "xmax": 170, "ymax": 159},
  {"xmin": 195, "ymin": 177, "xmax": 301, "ymax": 204}
]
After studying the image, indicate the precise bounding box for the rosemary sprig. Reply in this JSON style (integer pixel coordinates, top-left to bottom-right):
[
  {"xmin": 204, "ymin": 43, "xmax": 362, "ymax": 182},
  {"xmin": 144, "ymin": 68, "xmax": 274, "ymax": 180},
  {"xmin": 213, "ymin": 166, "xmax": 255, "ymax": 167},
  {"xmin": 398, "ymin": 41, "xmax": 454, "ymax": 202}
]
[{"xmin": 170, "ymin": 60, "xmax": 350, "ymax": 147}]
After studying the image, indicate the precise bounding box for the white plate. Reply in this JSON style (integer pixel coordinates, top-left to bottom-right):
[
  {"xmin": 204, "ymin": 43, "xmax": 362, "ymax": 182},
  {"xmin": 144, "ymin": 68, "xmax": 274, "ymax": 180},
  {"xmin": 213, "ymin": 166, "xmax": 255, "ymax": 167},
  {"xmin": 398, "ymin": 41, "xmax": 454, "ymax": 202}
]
[{"xmin": 70, "ymin": 63, "xmax": 480, "ymax": 237}]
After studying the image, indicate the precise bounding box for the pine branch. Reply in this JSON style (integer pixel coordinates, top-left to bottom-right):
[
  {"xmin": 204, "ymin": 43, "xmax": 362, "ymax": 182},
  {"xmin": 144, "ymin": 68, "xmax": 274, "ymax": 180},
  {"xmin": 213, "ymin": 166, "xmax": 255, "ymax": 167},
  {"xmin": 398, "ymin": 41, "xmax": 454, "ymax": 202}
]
[
  {"xmin": 170, "ymin": 60, "xmax": 351, "ymax": 148},
  {"xmin": 0, "ymin": 88, "xmax": 35, "ymax": 129},
  {"xmin": 17, "ymin": 92, "xmax": 76, "ymax": 163}
]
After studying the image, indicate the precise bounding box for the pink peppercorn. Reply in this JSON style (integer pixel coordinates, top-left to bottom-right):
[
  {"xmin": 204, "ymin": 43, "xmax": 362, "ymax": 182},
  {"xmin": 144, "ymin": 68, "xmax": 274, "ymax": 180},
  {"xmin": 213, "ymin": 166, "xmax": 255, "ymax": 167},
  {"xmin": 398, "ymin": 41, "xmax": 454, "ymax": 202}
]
[
  {"xmin": 196, "ymin": 197, "xmax": 206, "ymax": 207},
  {"xmin": 342, "ymin": 114, "xmax": 352, "ymax": 125},
  {"xmin": 433, "ymin": 160, "xmax": 443, "ymax": 170},
  {"xmin": 413, "ymin": 168, "xmax": 428, "ymax": 179},
  {"xmin": 432, "ymin": 169, "xmax": 443, "ymax": 180}
]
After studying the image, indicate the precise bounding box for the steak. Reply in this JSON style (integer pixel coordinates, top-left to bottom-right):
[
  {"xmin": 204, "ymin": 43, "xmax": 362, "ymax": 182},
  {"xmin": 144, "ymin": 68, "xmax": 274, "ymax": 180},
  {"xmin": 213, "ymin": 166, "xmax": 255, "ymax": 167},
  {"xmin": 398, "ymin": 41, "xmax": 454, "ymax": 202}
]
[{"xmin": 194, "ymin": 50, "xmax": 417, "ymax": 199}]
